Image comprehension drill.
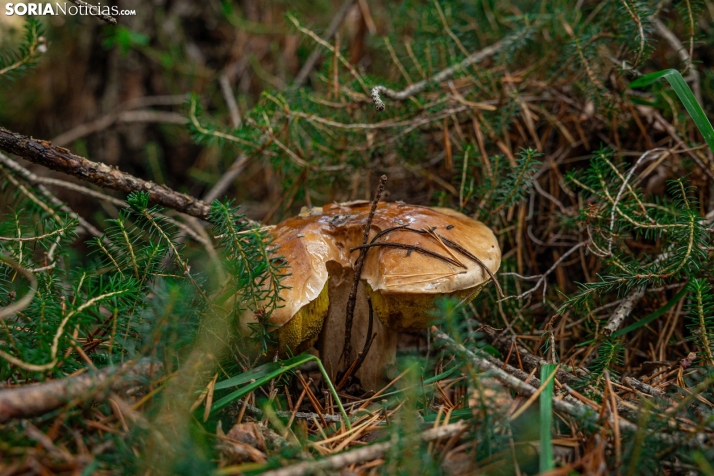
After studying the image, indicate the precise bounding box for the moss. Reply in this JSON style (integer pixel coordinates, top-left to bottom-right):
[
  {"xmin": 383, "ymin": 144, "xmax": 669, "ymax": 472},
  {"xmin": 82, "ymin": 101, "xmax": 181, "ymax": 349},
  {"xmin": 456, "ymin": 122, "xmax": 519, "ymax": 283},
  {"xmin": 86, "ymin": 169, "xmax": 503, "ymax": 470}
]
[
  {"xmin": 365, "ymin": 282, "xmax": 484, "ymax": 332},
  {"xmin": 276, "ymin": 279, "xmax": 330, "ymax": 356}
]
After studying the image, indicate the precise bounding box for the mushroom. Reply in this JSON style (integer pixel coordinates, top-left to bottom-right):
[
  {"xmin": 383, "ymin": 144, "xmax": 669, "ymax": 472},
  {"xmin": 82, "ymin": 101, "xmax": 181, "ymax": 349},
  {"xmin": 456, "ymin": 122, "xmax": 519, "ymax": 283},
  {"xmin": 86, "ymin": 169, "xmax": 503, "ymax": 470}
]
[
  {"xmin": 242, "ymin": 201, "xmax": 501, "ymax": 389},
  {"xmin": 359, "ymin": 205, "xmax": 501, "ymax": 333}
]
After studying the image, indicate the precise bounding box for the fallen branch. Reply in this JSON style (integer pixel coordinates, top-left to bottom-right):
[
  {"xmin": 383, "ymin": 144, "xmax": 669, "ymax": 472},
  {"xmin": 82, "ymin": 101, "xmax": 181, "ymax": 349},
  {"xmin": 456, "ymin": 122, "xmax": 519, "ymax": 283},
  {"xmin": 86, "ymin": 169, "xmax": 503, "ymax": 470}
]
[
  {"xmin": 488, "ymin": 332, "xmax": 664, "ymax": 398},
  {"xmin": 0, "ymin": 359, "xmax": 161, "ymax": 422},
  {"xmin": 0, "ymin": 127, "xmax": 218, "ymax": 221},
  {"xmin": 432, "ymin": 327, "xmax": 700, "ymax": 446},
  {"xmin": 0, "ymin": 255, "xmax": 37, "ymax": 321},
  {"xmin": 603, "ymin": 287, "xmax": 646, "ymax": 336},
  {"xmin": 261, "ymin": 420, "xmax": 468, "ymax": 476},
  {"xmin": 653, "ymin": 18, "xmax": 701, "ymax": 105},
  {"xmin": 202, "ymin": 155, "xmax": 250, "ymax": 203}
]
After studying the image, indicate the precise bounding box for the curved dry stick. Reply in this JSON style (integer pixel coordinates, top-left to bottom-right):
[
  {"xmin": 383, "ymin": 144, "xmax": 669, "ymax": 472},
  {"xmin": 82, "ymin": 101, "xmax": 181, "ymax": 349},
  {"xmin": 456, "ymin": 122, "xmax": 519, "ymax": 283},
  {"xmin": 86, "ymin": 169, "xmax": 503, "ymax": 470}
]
[
  {"xmin": 369, "ymin": 226, "xmax": 503, "ymax": 297},
  {"xmin": 261, "ymin": 421, "xmax": 469, "ymax": 476},
  {"xmin": 51, "ymin": 110, "xmax": 185, "ymax": 147},
  {"xmin": 0, "ymin": 255, "xmax": 38, "ymax": 321},
  {"xmin": 350, "ymin": 242, "xmax": 465, "ymax": 269}
]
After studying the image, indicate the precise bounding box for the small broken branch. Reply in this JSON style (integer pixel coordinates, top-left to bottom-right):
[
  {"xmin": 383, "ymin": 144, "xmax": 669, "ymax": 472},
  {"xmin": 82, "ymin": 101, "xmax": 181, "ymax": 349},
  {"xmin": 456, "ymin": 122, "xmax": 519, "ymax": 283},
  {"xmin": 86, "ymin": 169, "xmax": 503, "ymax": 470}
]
[
  {"xmin": 432, "ymin": 327, "xmax": 697, "ymax": 446},
  {"xmin": 0, "ymin": 127, "xmax": 219, "ymax": 221},
  {"xmin": 602, "ymin": 287, "xmax": 646, "ymax": 336}
]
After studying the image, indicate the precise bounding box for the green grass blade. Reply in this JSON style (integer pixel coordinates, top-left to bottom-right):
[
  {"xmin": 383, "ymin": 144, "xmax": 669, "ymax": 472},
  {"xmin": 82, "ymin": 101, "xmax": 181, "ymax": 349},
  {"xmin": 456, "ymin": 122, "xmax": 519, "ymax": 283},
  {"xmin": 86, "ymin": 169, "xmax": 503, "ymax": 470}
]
[
  {"xmin": 210, "ymin": 353, "xmax": 351, "ymax": 429},
  {"xmin": 423, "ymin": 365, "xmax": 460, "ymax": 385},
  {"xmin": 629, "ymin": 69, "xmax": 714, "ymax": 154},
  {"xmin": 539, "ymin": 363, "xmax": 557, "ymax": 473},
  {"xmin": 214, "ymin": 353, "xmax": 309, "ymax": 390}
]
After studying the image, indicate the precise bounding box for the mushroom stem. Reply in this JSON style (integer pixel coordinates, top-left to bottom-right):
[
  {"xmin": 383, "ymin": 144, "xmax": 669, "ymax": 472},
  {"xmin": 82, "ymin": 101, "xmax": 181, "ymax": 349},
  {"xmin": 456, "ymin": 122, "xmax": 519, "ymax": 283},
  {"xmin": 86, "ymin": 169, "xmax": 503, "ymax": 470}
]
[{"xmin": 319, "ymin": 266, "xmax": 398, "ymax": 391}]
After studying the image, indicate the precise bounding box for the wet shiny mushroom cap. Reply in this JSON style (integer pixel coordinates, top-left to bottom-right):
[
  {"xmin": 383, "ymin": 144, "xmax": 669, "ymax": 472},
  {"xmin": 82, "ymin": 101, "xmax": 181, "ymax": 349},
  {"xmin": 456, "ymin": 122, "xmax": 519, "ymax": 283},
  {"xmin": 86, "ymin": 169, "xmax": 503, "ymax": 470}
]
[{"xmin": 245, "ymin": 201, "xmax": 501, "ymax": 352}]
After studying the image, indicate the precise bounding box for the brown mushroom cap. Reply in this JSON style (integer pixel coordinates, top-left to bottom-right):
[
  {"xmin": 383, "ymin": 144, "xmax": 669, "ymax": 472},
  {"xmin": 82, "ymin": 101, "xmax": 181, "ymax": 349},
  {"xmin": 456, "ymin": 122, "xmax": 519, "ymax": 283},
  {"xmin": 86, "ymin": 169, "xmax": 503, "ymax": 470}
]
[
  {"xmin": 244, "ymin": 201, "xmax": 501, "ymax": 353},
  {"xmin": 360, "ymin": 205, "xmax": 500, "ymax": 295}
]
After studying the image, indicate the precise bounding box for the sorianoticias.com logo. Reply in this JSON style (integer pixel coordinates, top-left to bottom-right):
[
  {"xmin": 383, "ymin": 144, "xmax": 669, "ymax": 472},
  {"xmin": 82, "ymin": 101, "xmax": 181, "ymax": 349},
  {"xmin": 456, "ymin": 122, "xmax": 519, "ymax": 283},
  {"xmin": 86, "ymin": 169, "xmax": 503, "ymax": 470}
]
[{"xmin": 4, "ymin": 2, "xmax": 135, "ymax": 16}]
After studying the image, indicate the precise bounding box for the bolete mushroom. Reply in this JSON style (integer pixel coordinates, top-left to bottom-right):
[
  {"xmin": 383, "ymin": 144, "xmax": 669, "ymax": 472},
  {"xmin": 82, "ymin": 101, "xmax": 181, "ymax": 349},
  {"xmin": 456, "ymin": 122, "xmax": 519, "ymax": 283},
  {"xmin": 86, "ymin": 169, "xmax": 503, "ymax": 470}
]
[{"xmin": 242, "ymin": 201, "xmax": 501, "ymax": 389}]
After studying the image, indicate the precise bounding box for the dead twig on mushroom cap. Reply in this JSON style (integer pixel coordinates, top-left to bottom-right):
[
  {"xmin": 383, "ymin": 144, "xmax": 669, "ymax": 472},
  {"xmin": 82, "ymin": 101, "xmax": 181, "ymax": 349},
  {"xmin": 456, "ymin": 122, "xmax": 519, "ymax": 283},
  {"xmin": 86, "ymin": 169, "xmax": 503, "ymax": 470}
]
[
  {"xmin": 349, "ymin": 241, "xmax": 466, "ymax": 268},
  {"xmin": 368, "ymin": 225, "xmax": 504, "ymax": 297}
]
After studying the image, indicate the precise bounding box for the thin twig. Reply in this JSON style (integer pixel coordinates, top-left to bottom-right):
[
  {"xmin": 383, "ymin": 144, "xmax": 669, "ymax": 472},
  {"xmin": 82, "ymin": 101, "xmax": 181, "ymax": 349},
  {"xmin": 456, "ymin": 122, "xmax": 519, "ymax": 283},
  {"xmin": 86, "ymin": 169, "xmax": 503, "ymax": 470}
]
[
  {"xmin": 371, "ymin": 37, "xmax": 507, "ymax": 111},
  {"xmin": 652, "ymin": 18, "xmax": 702, "ymax": 105},
  {"xmin": 293, "ymin": 0, "xmax": 359, "ymax": 88},
  {"xmin": 219, "ymin": 73, "xmax": 243, "ymax": 128},
  {"xmin": 0, "ymin": 153, "xmax": 102, "ymax": 237},
  {"xmin": 350, "ymin": 242, "xmax": 465, "ymax": 268},
  {"xmin": 608, "ymin": 149, "xmax": 664, "ymax": 255},
  {"xmin": 433, "ymin": 328, "xmax": 698, "ymax": 447},
  {"xmin": 343, "ymin": 175, "xmax": 387, "ymax": 364},
  {"xmin": 202, "ymin": 155, "xmax": 250, "ymax": 203},
  {"xmin": 602, "ymin": 287, "xmax": 646, "ymax": 336},
  {"xmin": 508, "ymin": 241, "xmax": 590, "ymax": 302},
  {"xmin": 51, "ymin": 110, "xmax": 185, "ymax": 147},
  {"xmin": 0, "ymin": 255, "xmax": 38, "ymax": 321},
  {"xmin": 338, "ymin": 295, "xmax": 377, "ymax": 390}
]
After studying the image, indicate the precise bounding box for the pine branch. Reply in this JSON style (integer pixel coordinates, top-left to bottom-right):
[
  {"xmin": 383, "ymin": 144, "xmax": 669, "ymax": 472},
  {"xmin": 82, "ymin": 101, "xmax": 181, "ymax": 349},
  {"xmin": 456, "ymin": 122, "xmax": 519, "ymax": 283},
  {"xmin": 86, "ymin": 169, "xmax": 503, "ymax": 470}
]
[{"xmin": 0, "ymin": 19, "xmax": 45, "ymax": 83}]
